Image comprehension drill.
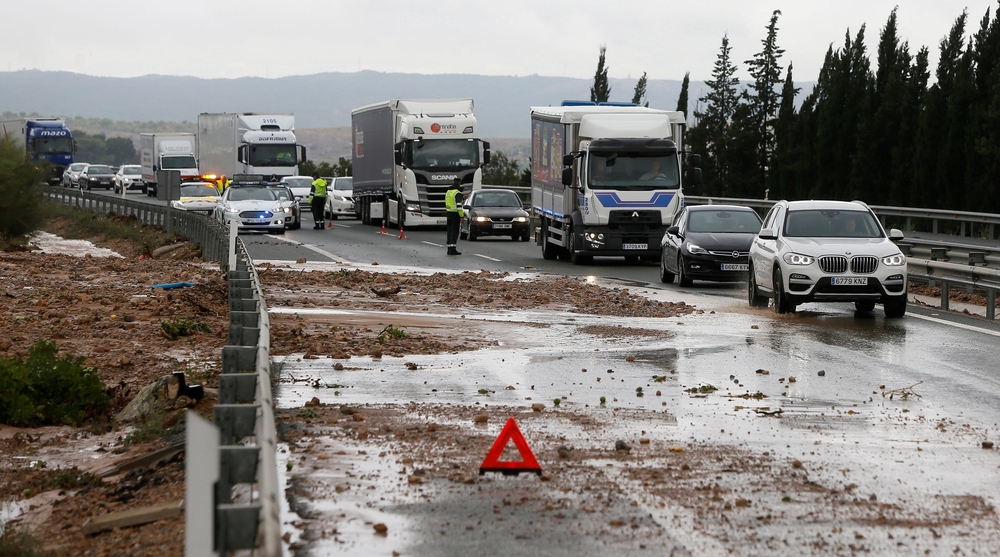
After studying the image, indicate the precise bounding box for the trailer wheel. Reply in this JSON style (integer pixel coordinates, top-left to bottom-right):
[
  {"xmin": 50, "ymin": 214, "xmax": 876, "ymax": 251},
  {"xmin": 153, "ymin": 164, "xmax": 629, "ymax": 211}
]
[{"xmin": 361, "ymin": 200, "xmax": 370, "ymax": 225}]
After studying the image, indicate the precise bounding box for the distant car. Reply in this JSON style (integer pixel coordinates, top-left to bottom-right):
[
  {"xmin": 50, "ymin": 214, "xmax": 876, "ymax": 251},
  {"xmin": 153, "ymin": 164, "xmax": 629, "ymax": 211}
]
[
  {"xmin": 324, "ymin": 177, "xmax": 354, "ymax": 220},
  {"xmin": 79, "ymin": 164, "xmax": 115, "ymax": 191},
  {"xmin": 113, "ymin": 165, "xmax": 143, "ymax": 194},
  {"xmin": 170, "ymin": 182, "xmax": 221, "ymax": 213},
  {"xmin": 660, "ymin": 205, "xmax": 763, "ymax": 286},
  {"xmin": 213, "ymin": 185, "xmax": 291, "ymax": 234},
  {"xmin": 747, "ymin": 199, "xmax": 908, "ymax": 317},
  {"xmin": 62, "ymin": 162, "xmax": 88, "ymax": 188},
  {"xmin": 280, "ymin": 175, "xmax": 314, "ymax": 212},
  {"xmin": 459, "ymin": 188, "xmax": 530, "ymax": 241},
  {"xmin": 268, "ymin": 184, "xmax": 302, "ymax": 230}
]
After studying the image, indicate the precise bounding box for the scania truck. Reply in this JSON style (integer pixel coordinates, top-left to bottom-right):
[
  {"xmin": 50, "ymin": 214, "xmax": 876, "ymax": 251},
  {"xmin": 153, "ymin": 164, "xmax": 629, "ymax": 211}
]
[
  {"xmin": 530, "ymin": 102, "xmax": 700, "ymax": 264},
  {"xmin": 140, "ymin": 132, "xmax": 200, "ymax": 197},
  {"xmin": 196, "ymin": 113, "xmax": 306, "ymax": 183},
  {"xmin": 351, "ymin": 99, "xmax": 490, "ymax": 228},
  {"xmin": 0, "ymin": 118, "xmax": 75, "ymax": 184}
]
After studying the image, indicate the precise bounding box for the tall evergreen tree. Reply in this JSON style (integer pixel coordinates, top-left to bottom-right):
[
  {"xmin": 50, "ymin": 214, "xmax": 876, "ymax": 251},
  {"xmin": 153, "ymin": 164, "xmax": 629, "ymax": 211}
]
[
  {"xmin": 590, "ymin": 45, "xmax": 611, "ymax": 103},
  {"xmin": 965, "ymin": 6, "xmax": 1000, "ymax": 213},
  {"xmin": 743, "ymin": 10, "xmax": 786, "ymax": 195},
  {"xmin": 691, "ymin": 35, "xmax": 741, "ymax": 195},
  {"xmin": 675, "ymin": 72, "xmax": 690, "ymax": 117},
  {"xmin": 768, "ymin": 63, "xmax": 800, "ymax": 200},
  {"xmin": 631, "ymin": 72, "xmax": 649, "ymax": 106}
]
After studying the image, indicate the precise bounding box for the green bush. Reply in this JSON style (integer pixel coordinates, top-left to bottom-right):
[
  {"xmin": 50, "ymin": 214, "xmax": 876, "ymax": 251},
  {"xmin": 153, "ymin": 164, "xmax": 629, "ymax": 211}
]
[
  {"xmin": 0, "ymin": 340, "xmax": 111, "ymax": 427},
  {"xmin": 0, "ymin": 134, "xmax": 48, "ymax": 239},
  {"xmin": 160, "ymin": 318, "xmax": 210, "ymax": 340}
]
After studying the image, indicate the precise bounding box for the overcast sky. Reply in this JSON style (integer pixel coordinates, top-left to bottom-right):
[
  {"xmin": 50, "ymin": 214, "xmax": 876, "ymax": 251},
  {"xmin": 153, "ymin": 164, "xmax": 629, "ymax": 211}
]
[{"xmin": 5, "ymin": 1, "xmax": 996, "ymax": 83}]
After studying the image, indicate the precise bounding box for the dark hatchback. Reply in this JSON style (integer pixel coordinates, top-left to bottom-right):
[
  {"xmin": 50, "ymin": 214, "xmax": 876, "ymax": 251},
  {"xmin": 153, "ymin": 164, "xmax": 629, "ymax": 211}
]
[
  {"xmin": 660, "ymin": 205, "xmax": 763, "ymax": 286},
  {"xmin": 460, "ymin": 189, "xmax": 531, "ymax": 241}
]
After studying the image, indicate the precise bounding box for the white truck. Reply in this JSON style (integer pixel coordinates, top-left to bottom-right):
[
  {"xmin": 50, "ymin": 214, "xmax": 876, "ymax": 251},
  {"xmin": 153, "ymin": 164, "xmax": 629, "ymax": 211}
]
[
  {"xmin": 140, "ymin": 133, "xmax": 200, "ymax": 197},
  {"xmin": 531, "ymin": 103, "xmax": 700, "ymax": 264},
  {"xmin": 351, "ymin": 99, "xmax": 490, "ymax": 228},
  {"xmin": 196, "ymin": 113, "xmax": 305, "ymax": 183}
]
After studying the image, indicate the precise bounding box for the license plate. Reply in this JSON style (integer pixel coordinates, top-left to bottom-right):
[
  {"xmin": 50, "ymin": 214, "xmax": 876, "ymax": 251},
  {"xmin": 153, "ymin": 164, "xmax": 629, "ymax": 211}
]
[
  {"xmin": 831, "ymin": 277, "xmax": 868, "ymax": 286},
  {"xmin": 623, "ymin": 243, "xmax": 648, "ymax": 250},
  {"xmin": 721, "ymin": 263, "xmax": 749, "ymax": 271},
  {"xmin": 492, "ymin": 223, "xmax": 512, "ymax": 229},
  {"xmin": 246, "ymin": 218, "xmax": 268, "ymax": 224}
]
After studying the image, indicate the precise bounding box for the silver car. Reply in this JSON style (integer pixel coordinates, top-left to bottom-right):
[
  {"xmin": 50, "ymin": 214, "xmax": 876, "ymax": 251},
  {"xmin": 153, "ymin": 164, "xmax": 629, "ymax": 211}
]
[
  {"xmin": 62, "ymin": 162, "xmax": 89, "ymax": 188},
  {"xmin": 748, "ymin": 200, "xmax": 908, "ymax": 317}
]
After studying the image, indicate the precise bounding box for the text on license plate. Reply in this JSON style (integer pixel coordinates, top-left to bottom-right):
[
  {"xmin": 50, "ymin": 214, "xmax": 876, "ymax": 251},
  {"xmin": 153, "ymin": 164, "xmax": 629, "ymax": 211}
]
[
  {"xmin": 246, "ymin": 218, "xmax": 268, "ymax": 224},
  {"xmin": 831, "ymin": 277, "xmax": 868, "ymax": 286},
  {"xmin": 721, "ymin": 263, "xmax": 749, "ymax": 271},
  {"xmin": 622, "ymin": 243, "xmax": 648, "ymax": 250},
  {"xmin": 492, "ymin": 223, "xmax": 512, "ymax": 229}
]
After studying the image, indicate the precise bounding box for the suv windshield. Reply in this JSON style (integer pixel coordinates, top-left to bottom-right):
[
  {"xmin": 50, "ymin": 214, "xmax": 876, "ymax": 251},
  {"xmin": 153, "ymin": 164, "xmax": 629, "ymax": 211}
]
[
  {"xmin": 122, "ymin": 166, "xmax": 141, "ymax": 175},
  {"xmin": 589, "ymin": 153, "xmax": 680, "ymax": 191},
  {"xmin": 783, "ymin": 209, "xmax": 883, "ymax": 238},
  {"xmin": 333, "ymin": 177, "xmax": 353, "ymax": 191},
  {"xmin": 688, "ymin": 210, "xmax": 762, "ymax": 233}
]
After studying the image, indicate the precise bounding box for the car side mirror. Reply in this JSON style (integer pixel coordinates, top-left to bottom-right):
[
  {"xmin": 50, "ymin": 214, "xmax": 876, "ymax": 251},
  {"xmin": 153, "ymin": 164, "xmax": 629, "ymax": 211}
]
[
  {"xmin": 667, "ymin": 225, "xmax": 680, "ymax": 236},
  {"xmin": 757, "ymin": 227, "xmax": 776, "ymax": 240},
  {"xmin": 888, "ymin": 228, "xmax": 904, "ymax": 241}
]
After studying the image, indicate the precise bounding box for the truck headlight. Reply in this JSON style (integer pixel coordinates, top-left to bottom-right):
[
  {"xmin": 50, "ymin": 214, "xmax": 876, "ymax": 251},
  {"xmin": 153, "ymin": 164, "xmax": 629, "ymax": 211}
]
[
  {"xmin": 882, "ymin": 254, "xmax": 906, "ymax": 266},
  {"xmin": 782, "ymin": 253, "xmax": 815, "ymax": 266},
  {"xmin": 584, "ymin": 232, "xmax": 604, "ymax": 244},
  {"xmin": 406, "ymin": 203, "xmax": 421, "ymax": 213}
]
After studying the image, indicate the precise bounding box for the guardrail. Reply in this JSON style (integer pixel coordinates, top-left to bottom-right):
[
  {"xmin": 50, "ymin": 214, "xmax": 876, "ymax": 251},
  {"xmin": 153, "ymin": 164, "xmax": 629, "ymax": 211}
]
[
  {"xmin": 186, "ymin": 231, "xmax": 281, "ymax": 555},
  {"xmin": 44, "ymin": 187, "xmax": 230, "ymax": 266}
]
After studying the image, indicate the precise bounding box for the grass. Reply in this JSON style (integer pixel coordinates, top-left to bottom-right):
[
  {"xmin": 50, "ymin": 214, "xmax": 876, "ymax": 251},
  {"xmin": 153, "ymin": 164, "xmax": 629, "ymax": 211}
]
[
  {"xmin": 159, "ymin": 318, "xmax": 210, "ymax": 340},
  {"xmin": 0, "ymin": 525, "xmax": 51, "ymax": 557},
  {"xmin": 38, "ymin": 201, "xmax": 176, "ymax": 257}
]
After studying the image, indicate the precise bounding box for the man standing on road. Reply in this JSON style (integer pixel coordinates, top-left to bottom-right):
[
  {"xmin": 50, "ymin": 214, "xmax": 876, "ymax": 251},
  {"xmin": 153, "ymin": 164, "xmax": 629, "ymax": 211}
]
[
  {"xmin": 216, "ymin": 175, "xmax": 231, "ymax": 194},
  {"xmin": 445, "ymin": 178, "xmax": 465, "ymax": 255},
  {"xmin": 309, "ymin": 173, "xmax": 328, "ymax": 229}
]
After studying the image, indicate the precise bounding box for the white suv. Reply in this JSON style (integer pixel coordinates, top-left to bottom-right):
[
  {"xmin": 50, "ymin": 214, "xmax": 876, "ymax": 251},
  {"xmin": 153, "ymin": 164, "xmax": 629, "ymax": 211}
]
[{"xmin": 747, "ymin": 200, "xmax": 908, "ymax": 317}]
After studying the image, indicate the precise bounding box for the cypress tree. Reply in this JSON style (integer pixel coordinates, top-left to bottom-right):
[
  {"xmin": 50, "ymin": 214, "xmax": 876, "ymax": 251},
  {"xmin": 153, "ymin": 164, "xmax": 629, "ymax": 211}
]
[
  {"xmin": 675, "ymin": 72, "xmax": 690, "ymax": 117},
  {"xmin": 691, "ymin": 35, "xmax": 741, "ymax": 195},
  {"xmin": 744, "ymin": 10, "xmax": 786, "ymax": 195},
  {"xmin": 631, "ymin": 72, "xmax": 649, "ymax": 106},
  {"xmin": 590, "ymin": 45, "xmax": 611, "ymax": 103}
]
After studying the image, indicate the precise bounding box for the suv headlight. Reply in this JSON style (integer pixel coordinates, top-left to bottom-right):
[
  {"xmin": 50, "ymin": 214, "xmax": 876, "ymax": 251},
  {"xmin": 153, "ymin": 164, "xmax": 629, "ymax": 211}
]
[
  {"xmin": 882, "ymin": 253, "xmax": 906, "ymax": 266},
  {"xmin": 686, "ymin": 243, "xmax": 708, "ymax": 255},
  {"xmin": 782, "ymin": 253, "xmax": 815, "ymax": 265}
]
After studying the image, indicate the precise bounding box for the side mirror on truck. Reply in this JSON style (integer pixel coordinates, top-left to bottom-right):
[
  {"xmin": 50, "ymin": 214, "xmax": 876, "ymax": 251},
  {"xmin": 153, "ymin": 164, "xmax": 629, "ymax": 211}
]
[
  {"xmin": 562, "ymin": 154, "xmax": 575, "ymax": 167},
  {"xmin": 690, "ymin": 167, "xmax": 702, "ymax": 186},
  {"xmin": 298, "ymin": 145, "xmax": 307, "ymax": 162},
  {"xmin": 394, "ymin": 141, "xmax": 404, "ymax": 166},
  {"xmin": 561, "ymin": 167, "xmax": 574, "ymax": 187},
  {"xmin": 482, "ymin": 141, "xmax": 491, "ymax": 165},
  {"xmin": 688, "ymin": 153, "xmax": 702, "ymax": 167}
]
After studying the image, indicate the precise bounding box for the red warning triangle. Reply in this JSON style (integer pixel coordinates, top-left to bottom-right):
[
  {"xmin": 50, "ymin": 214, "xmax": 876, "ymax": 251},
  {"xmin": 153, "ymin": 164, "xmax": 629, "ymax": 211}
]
[{"xmin": 479, "ymin": 417, "xmax": 542, "ymax": 476}]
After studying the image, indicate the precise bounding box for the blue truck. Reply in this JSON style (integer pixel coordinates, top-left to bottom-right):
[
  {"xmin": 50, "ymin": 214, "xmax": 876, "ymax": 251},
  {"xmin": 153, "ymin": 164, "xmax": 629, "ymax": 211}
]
[{"xmin": 0, "ymin": 118, "xmax": 76, "ymax": 184}]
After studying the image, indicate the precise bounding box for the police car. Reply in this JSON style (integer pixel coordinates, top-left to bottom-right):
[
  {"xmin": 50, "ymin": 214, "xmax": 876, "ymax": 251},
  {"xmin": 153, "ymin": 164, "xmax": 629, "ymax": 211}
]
[{"xmin": 212, "ymin": 176, "xmax": 296, "ymax": 234}]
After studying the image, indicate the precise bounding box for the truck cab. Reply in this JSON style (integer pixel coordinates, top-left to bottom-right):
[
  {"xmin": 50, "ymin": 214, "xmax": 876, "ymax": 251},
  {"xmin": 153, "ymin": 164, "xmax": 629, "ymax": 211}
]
[{"xmin": 235, "ymin": 115, "xmax": 306, "ymax": 180}]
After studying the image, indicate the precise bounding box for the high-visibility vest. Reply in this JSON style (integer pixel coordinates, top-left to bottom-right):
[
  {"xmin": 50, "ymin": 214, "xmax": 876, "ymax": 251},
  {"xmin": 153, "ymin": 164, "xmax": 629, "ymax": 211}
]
[
  {"xmin": 445, "ymin": 189, "xmax": 465, "ymax": 217},
  {"xmin": 311, "ymin": 178, "xmax": 328, "ymax": 198}
]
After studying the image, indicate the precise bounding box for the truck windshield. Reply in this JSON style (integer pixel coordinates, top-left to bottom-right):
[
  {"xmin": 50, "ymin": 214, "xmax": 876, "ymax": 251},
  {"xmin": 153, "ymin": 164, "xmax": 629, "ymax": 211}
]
[
  {"xmin": 249, "ymin": 145, "xmax": 298, "ymax": 167},
  {"xmin": 33, "ymin": 136, "xmax": 74, "ymax": 155},
  {"xmin": 588, "ymin": 153, "xmax": 680, "ymax": 191},
  {"xmin": 408, "ymin": 139, "xmax": 479, "ymax": 170},
  {"xmin": 161, "ymin": 156, "xmax": 197, "ymax": 169}
]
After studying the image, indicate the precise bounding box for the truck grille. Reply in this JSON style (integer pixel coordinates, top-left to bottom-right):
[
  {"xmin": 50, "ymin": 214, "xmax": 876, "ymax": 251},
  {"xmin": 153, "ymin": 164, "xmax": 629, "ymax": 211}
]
[
  {"xmin": 850, "ymin": 256, "xmax": 879, "ymax": 274},
  {"xmin": 818, "ymin": 256, "xmax": 847, "ymax": 273},
  {"xmin": 607, "ymin": 210, "xmax": 663, "ymax": 229}
]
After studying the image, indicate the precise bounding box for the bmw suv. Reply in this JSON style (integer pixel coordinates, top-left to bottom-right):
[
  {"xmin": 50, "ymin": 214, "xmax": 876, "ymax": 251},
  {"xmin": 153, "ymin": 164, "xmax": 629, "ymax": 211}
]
[{"xmin": 747, "ymin": 200, "xmax": 908, "ymax": 317}]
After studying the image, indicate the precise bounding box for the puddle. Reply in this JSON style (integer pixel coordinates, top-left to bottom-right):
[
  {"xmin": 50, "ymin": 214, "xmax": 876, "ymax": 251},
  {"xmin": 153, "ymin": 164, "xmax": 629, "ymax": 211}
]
[{"xmin": 28, "ymin": 231, "xmax": 124, "ymax": 258}]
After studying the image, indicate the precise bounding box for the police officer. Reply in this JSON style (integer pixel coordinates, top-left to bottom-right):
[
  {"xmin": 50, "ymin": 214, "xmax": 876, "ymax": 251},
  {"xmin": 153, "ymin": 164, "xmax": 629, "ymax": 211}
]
[
  {"xmin": 445, "ymin": 178, "xmax": 465, "ymax": 255},
  {"xmin": 309, "ymin": 173, "xmax": 328, "ymax": 229},
  {"xmin": 216, "ymin": 175, "xmax": 231, "ymax": 194}
]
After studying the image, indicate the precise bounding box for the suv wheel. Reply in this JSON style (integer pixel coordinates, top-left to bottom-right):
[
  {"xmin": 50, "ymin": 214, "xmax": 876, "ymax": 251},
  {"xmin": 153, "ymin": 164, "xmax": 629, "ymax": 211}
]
[
  {"xmin": 748, "ymin": 270, "xmax": 768, "ymax": 307},
  {"xmin": 883, "ymin": 296, "xmax": 907, "ymax": 318},
  {"xmin": 772, "ymin": 267, "xmax": 794, "ymax": 314},
  {"xmin": 854, "ymin": 301, "xmax": 876, "ymax": 313}
]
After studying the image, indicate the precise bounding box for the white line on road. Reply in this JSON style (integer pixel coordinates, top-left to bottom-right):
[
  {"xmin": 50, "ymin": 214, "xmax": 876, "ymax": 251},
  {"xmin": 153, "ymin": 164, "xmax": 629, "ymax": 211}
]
[
  {"xmin": 906, "ymin": 312, "xmax": 1000, "ymax": 337},
  {"xmin": 473, "ymin": 254, "xmax": 502, "ymax": 262},
  {"xmin": 269, "ymin": 235, "xmax": 346, "ymax": 263},
  {"xmin": 422, "ymin": 241, "xmax": 443, "ymax": 247}
]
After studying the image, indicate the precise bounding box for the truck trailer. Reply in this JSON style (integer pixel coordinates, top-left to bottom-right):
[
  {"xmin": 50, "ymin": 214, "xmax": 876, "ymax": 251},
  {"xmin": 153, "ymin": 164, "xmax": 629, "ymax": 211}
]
[
  {"xmin": 196, "ymin": 113, "xmax": 306, "ymax": 183},
  {"xmin": 140, "ymin": 133, "xmax": 200, "ymax": 196},
  {"xmin": 351, "ymin": 99, "xmax": 490, "ymax": 228},
  {"xmin": 0, "ymin": 118, "xmax": 75, "ymax": 184},
  {"xmin": 530, "ymin": 103, "xmax": 700, "ymax": 264}
]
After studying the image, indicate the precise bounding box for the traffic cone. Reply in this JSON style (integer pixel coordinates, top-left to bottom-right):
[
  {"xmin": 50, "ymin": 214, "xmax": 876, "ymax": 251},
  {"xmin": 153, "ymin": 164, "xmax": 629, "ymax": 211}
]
[
  {"xmin": 327, "ymin": 220, "xmax": 333, "ymax": 229},
  {"xmin": 378, "ymin": 220, "xmax": 388, "ymax": 235},
  {"xmin": 397, "ymin": 224, "xmax": 408, "ymax": 240}
]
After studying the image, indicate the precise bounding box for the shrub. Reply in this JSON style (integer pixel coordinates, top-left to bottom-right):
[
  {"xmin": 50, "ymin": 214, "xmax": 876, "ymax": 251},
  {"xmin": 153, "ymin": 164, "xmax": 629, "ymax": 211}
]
[
  {"xmin": 0, "ymin": 340, "xmax": 111, "ymax": 427},
  {"xmin": 160, "ymin": 318, "xmax": 210, "ymax": 340},
  {"xmin": 0, "ymin": 134, "xmax": 48, "ymax": 239}
]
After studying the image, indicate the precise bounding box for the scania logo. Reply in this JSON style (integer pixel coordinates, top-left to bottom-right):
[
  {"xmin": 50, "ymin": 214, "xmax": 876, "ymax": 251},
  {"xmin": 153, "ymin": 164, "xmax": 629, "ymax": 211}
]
[{"xmin": 431, "ymin": 174, "xmax": 458, "ymax": 181}]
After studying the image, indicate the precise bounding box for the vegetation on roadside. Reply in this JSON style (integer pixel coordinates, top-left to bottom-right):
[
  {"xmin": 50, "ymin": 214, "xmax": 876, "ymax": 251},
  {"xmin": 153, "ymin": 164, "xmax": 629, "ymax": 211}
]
[
  {"xmin": 0, "ymin": 525, "xmax": 52, "ymax": 557},
  {"xmin": 159, "ymin": 318, "xmax": 210, "ymax": 340},
  {"xmin": 0, "ymin": 134, "xmax": 48, "ymax": 244},
  {"xmin": 0, "ymin": 340, "xmax": 111, "ymax": 427},
  {"xmin": 40, "ymin": 202, "xmax": 173, "ymax": 257}
]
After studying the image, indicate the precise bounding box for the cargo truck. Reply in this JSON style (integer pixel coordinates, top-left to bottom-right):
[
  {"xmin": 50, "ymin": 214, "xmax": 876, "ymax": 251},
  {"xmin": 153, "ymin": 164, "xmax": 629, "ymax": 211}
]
[
  {"xmin": 0, "ymin": 118, "xmax": 75, "ymax": 184},
  {"xmin": 351, "ymin": 99, "xmax": 490, "ymax": 228},
  {"xmin": 140, "ymin": 133, "xmax": 200, "ymax": 197},
  {"xmin": 196, "ymin": 113, "xmax": 306, "ymax": 184},
  {"xmin": 531, "ymin": 102, "xmax": 700, "ymax": 264}
]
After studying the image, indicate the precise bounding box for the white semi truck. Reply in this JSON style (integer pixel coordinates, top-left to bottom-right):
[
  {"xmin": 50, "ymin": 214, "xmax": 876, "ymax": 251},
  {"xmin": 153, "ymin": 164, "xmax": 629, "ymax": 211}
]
[
  {"xmin": 530, "ymin": 102, "xmax": 700, "ymax": 264},
  {"xmin": 140, "ymin": 133, "xmax": 200, "ymax": 196},
  {"xmin": 196, "ymin": 113, "xmax": 306, "ymax": 182},
  {"xmin": 351, "ymin": 99, "xmax": 490, "ymax": 228}
]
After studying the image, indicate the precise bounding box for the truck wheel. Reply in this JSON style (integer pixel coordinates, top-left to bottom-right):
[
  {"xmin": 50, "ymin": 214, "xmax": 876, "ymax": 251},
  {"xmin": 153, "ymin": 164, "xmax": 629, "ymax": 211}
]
[
  {"xmin": 568, "ymin": 227, "xmax": 592, "ymax": 265},
  {"xmin": 541, "ymin": 221, "xmax": 558, "ymax": 260},
  {"xmin": 361, "ymin": 201, "xmax": 370, "ymax": 225}
]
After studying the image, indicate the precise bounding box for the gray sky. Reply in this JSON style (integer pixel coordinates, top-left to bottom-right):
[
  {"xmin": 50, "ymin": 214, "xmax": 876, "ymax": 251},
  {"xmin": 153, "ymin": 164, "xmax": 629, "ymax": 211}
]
[{"xmin": 6, "ymin": 1, "xmax": 996, "ymax": 83}]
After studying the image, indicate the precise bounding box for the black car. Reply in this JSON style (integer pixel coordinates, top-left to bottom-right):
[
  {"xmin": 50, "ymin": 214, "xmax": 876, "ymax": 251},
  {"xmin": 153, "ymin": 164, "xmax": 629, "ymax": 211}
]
[
  {"xmin": 459, "ymin": 189, "xmax": 531, "ymax": 241},
  {"xmin": 79, "ymin": 164, "xmax": 116, "ymax": 191},
  {"xmin": 660, "ymin": 205, "xmax": 763, "ymax": 286}
]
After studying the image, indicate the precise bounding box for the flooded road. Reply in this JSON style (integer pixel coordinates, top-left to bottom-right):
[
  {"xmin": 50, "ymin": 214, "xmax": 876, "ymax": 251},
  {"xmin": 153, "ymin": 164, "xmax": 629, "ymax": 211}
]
[{"xmin": 264, "ymin": 261, "xmax": 1000, "ymax": 556}]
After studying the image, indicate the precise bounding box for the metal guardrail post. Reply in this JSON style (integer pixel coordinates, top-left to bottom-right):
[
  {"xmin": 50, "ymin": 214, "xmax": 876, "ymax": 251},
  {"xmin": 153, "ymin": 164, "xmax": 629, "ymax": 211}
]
[{"xmin": 988, "ymin": 291, "xmax": 996, "ymax": 321}]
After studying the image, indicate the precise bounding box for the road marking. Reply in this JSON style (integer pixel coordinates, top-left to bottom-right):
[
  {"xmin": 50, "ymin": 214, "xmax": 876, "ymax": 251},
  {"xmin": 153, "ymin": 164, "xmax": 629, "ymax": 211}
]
[
  {"xmin": 907, "ymin": 312, "xmax": 1000, "ymax": 337},
  {"xmin": 474, "ymin": 254, "xmax": 502, "ymax": 262},
  {"xmin": 269, "ymin": 235, "xmax": 346, "ymax": 263},
  {"xmin": 422, "ymin": 241, "xmax": 443, "ymax": 247}
]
